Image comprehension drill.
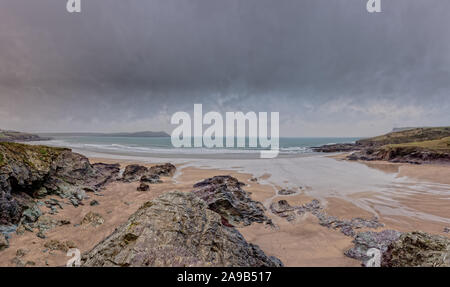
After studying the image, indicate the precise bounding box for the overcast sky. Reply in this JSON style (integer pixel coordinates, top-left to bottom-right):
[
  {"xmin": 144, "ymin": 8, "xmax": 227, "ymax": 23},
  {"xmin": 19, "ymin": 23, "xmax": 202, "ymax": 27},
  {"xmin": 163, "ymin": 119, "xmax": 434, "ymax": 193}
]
[{"xmin": 0, "ymin": 0, "xmax": 449, "ymax": 137}]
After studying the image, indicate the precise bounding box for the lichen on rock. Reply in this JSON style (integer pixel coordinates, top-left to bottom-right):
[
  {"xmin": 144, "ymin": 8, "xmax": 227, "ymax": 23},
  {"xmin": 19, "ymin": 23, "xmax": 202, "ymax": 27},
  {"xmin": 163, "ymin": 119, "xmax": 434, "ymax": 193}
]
[{"xmin": 82, "ymin": 191, "xmax": 283, "ymax": 267}]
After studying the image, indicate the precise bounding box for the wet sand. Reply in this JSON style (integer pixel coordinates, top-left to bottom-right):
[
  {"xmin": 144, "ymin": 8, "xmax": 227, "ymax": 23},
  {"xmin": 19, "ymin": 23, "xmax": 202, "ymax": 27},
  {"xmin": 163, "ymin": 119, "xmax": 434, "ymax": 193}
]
[{"xmin": 0, "ymin": 157, "xmax": 449, "ymax": 267}]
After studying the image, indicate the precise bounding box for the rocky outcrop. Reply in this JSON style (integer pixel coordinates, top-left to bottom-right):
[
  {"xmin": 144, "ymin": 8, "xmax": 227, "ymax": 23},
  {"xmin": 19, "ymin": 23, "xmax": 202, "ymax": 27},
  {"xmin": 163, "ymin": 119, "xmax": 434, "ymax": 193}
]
[
  {"xmin": 270, "ymin": 200, "xmax": 297, "ymax": 221},
  {"xmin": 347, "ymin": 146, "xmax": 450, "ymax": 164},
  {"xmin": 81, "ymin": 212, "xmax": 104, "ymax": 227},
  {"xmin": 192, "ymin": 176, "xmax": 273, "ymax": 227},
  {"xmin": 312, "ymin": 143, "xmax": 362, "ymax": 153},
  {"xmin": 121, "ymin": 163, "xmax": 175, "ymax": 183},
  {"xmin": 0, "ymin": 130, "xmax": 50, "ymax": 142},
  {"xmin": 314, "ymin": 127, "xmax": 450, "ymax": 164},
  {"xmin": 82, "ymin": 191, "xmax": 283, "ymax": 267},
  {"xmin": 148, "ymin": 163, "xmax": 176, "ymax": 177},
  {"xmin": 0, "ymin": 142, "xmax": 119, "ymax": 226},
  {"xmin": 137, "ymin": 183, "xmax": 149, "ymax": 192},
  {"xmin": 270, "ymin": 198, "xmax": 383, "ymax": 237},
  {"xmin": 278, "ymin": 189, "xmax": 296, "ymax": 195},
  {"xmin": 121, "ymin": 165, "xmax": 149, "ymax": 182},
  {"xmin": 381, "ymin": 231, "xmax": 450, "ymax": 267},
  {"xmin": 344, "ymin": 230, "xmax": 402, "ymax": 265}
]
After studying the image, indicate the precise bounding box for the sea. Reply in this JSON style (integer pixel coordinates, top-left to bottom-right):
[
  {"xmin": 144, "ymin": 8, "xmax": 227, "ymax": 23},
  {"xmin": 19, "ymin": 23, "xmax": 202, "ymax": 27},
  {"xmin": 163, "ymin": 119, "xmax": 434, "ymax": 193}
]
[{"xmin": 35, "ymin": 136, "xmax": 359, "ymax": 158}]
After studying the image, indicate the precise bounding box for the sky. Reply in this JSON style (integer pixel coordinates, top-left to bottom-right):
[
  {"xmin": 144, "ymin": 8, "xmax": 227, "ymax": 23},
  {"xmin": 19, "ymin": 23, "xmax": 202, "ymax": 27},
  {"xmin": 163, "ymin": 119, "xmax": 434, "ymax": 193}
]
[{"xmin": 0, "ymin": 0, "xmax": 449, "ymax": 137}]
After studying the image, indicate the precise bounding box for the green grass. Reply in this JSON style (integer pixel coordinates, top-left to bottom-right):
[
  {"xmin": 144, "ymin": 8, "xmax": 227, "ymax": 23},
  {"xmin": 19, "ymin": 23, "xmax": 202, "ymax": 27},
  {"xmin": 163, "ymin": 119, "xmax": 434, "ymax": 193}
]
[
  {"xmin": 384, "ymin": 137, "xmax": 450, "ymax": 153},
  {"xmin": 358, "ymin": 127, "xmax": 450, "ymax": 146}
]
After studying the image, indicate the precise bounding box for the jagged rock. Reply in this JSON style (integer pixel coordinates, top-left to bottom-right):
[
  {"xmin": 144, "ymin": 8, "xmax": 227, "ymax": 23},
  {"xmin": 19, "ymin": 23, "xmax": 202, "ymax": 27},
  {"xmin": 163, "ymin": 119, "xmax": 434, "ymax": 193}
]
[
  {"xmin": 270, "ymin": 198, "xmax": 383, "ymax": 238},
  {"xmin": 81, "ymin": 212, "xmax": 104, "ymax": 227},
  {"xmin": 0, "ymin": 142, "xmax": 119, "ymax": 225},
  {"xmin": 0, "ymin": 233, "xmax": 8, "ymax": 251},
  {"xmin": 90, "ymin": 200, "xmax": 99, "ymax": 206},
  {"xmin": 122, "ymin": 165, "xmax": 149, "ymax": 182},
  {"xmin": 22, "ymin": 205, "xmax": 42, "ymax": 223},
  {"xmin": 137, "ymin": 183, "xmax": 150, "ymax": 192},
  {"xmin": 270, "ymin": 200, "xmax": 297, "ymax": 221},
  {"xmin": 312, "ymin": 143, "xmax": 361, "ymax": 153},
  {"xmin": 44, "ymin": 240, "xmax": 76, "ymax": 252},
  {"xmin": 444, "ymin": 227, "xmax": 450, "ymax": 233},
  {"xmin": 70, "ymin": 198, "xmax": 80, "ymax": 207},
  {"xmin": 140, "ymin": 174, "xmax": 162, "ymax": 184},
  {"xmin": 192, "ymin": 176, "xmax": 272, "ymax": 227},
  {"xmin": 278, "ymin": 189, "xmax": 296, "ymax": 195},
  {"xmin": 381, "ymin": 231, "xmax": 450, "ymax": 267},
  {"xmin": 82, "ymin": 191, "xmax": 283, "ymax": 267},
  {"xmin": 344, "ymin": 230, "xmax": 403, "ymax": 265},
  {"xmin": 148, "ymin": 163, "xmax": 176, "ymax": 177}
]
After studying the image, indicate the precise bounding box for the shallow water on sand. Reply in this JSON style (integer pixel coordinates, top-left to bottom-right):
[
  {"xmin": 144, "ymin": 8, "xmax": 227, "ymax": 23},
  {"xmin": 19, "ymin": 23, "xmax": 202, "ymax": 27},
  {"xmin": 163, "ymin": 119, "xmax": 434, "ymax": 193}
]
[{"xmin": 54, "ymin": 145, "xmax": 450, "ymax": 225}]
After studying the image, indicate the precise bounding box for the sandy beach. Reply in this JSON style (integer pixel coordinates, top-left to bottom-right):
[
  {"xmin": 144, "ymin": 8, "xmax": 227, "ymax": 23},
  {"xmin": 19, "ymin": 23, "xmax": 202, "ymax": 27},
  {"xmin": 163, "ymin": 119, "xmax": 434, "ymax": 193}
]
[{"xmin": 1, "ymin": 153, "xmax": 449, "ymax": 267}]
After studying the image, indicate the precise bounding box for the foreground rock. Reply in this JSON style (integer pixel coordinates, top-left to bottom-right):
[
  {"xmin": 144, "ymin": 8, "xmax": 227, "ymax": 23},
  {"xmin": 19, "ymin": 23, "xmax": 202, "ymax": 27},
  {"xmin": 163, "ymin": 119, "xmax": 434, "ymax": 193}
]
[
  {"xmin": 0, "ymin": 142, "xmax": 119, "ymax": 226},
  {"xmin": 192, "ymin": 176, "xmax": 273, "ymax": 227},
  {"xmin": 382, "ymin": 231, "xmax": 450, "ymax": 267},
  {"xmin": 82, "ymin": 191, "xmax": 283, "ymax": 267}
]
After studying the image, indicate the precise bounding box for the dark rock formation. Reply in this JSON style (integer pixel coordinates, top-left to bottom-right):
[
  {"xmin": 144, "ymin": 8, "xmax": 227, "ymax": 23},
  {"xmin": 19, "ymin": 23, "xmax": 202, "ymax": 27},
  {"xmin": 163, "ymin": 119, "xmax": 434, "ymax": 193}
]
[
  {"xmin": 312, "ymin": 143, "xmax": 362, "ymax": 153},
  {"xmin": 192, "ymin": 176, "xmax": 272, "ymax": 227},
  {"xmin": 90, "ymin": 200, "xmax": 99, "ymax": 206},
  {"xmin": 137, "ymin": 183, "xmax": 150, "ymax": 192},
  {"xmin": 0, "ymin": 233, "xmax": 8, "ymax": 250},
  {"xmin": 314, "ymin": 127, "xmax": 450, "ymax": 164},
  {"xmin": 344, "ymin": 230, "xmax": 403, "ymax": 265},
  {"xmin": 81, "ymin": 212, "xmax": 104, "ymax": 227},
  {"xmin": 270, "ymin": 198, "xmax": 383, "ymax": 238},
  {"xmin": 347, "ymin": 146, "xmax": 450, "ymax": 164},
  {"xmin": 444, "ymin": 227, "xmax": 450, "ymax": 233},
  {"xmin": 381, "ymin": 231, "xmax": 450, "ymax": 267},
  {"xmin": 140, "ymin": 174, "xmax": 162, "ymax": 184},
  {"xmin": 122, "ymin": 163, "xmax": 175, "ymax": 183},
  {"xmin": 122, "ymin": 165, "xmax": 149, "ymax": 182},
  {"xmin": 278, "ymin": 189, "xmax": 296, "ymax": 195},
  {"xmin": 0, "ymin": 142, "xmax": 119, "ymax": 226},
  {"xmin": 270, "ymin": 200, "xmax": 297, "ymax": 221},
  {"xmin": 148, "ymin": 163, "xmax": 176, "ymax": 177},
  {"xmin": 82, "ymin": 191, "xmax": 283, "ymax": 267}
]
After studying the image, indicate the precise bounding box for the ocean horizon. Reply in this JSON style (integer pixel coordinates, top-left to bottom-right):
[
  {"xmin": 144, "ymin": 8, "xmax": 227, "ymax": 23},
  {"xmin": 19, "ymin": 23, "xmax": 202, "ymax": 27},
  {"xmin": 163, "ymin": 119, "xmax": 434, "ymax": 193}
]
[{"xmin": 33, "ymin": 135, "xmax": 360, "ymax": 158}]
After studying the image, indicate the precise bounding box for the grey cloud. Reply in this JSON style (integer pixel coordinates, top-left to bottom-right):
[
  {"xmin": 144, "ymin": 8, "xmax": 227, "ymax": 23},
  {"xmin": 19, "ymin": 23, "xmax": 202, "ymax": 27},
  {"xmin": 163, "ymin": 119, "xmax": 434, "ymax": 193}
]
[{"xmin": 0, "ymin": 0, "xmax": 449, "ymax": 136}]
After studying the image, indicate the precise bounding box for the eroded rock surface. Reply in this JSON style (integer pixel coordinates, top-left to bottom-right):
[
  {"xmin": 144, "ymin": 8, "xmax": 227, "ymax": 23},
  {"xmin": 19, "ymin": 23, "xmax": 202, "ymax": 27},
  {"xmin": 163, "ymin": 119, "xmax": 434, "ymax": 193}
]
[
  {"xmin": 270, "ymin": 198, "xmax": 383, "ymax": 237},
  {"xmin": 270, "ymin": 200, "xmax": 297, "ymax": 221},
  {"xmin": 192, "ymin": 176, "xmax": 272, "ymax": 227},
  {"xmin": 82, "ymin": 191, "xmax": 283, "ymax": 267},
  {"xmin": 344, "ymin": 230, "xmax": 403, "ymax": 265},
  {"xmin": 381, "ymin": 231, "xmax": 450, "ymax": 267},
  {"xmin": 0, "ymin": 143, "xmax": 120, "ymax": 226}
]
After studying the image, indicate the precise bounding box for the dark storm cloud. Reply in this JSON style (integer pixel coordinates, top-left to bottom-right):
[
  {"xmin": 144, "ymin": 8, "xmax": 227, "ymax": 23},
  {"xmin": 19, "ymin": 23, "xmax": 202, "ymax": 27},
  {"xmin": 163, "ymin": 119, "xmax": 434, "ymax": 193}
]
[{"xmin": 0, "ymin": 0, "xmax": 449, "ymax": 136}]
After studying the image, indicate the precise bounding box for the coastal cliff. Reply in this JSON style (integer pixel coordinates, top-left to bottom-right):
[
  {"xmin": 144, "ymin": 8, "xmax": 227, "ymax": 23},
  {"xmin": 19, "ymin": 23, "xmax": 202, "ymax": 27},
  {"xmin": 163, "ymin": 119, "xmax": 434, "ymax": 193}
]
[
  {"xmin": 0, "ymin": 130, "xmax": 50, "ymax": 142},
  {"xmin": 314, "ymin": 127, "xmax": 450, "ymax": 164}
]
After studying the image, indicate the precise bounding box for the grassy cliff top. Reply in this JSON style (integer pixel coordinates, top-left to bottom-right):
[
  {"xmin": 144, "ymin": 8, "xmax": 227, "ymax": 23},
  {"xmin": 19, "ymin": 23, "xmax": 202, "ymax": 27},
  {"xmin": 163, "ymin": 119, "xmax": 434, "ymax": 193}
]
[
  {"xmin": 0, "ymin": 142, "xmax": 69, "ymax": 168},
  {"xmin": 383, "ymin": 136, "xmax": 450, "ymax": 153},
  {"xmin": 357, "ymin": 127, "xmax": 450, "ymax": 146}
]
